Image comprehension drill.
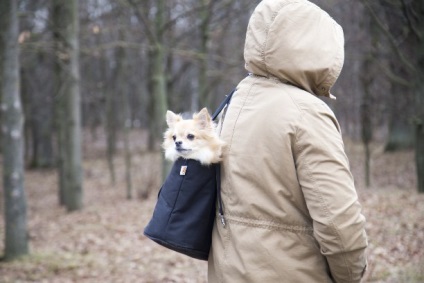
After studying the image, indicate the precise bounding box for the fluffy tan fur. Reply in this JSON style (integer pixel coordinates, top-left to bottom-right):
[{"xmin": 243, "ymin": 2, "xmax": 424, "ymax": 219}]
[{"xmin": 162, "ymin": 108, "xmax": 225, "ymax": 165}]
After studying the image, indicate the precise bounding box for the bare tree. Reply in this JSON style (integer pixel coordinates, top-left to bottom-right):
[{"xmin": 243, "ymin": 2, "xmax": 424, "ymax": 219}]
[
  {"xmin": 361, "ymin": 0, "xmax": 424, "ymax": 192},
  {"xmin": 52, "ymin": 0, "xmax": 84, "ymax": 210},
  {"xmin": 127, "ymin": 0, "xmax": 168, "ymax": 151},
  {"xmin": 20, "ymin": 1, "xmax": 55, "ymax": 169},
  {"xmin": 0, "ymin": 0, "xmax": 29, "ymax": 260},
  {"xmin": 359, "ymin": 6, "xmax": 382, "ymax": 188},
  {"xmin": 115, "ymin": 26, "xmax": 133, "ymax": 199}
]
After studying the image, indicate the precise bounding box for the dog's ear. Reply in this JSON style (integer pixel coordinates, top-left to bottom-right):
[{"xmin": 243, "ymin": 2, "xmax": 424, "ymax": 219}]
[
  {"xmin": 194, "ymin": 108, "xmax": 212, "ymax": 129},
  {"xmin": 166, "ymin": 110, "xmax": 181, "ymax": 127}
]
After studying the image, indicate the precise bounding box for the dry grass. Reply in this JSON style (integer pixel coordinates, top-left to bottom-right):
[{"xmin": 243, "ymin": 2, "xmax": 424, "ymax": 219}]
[{"xmin": 0, "ymin": 134, "xmax": 423, "ymax": 282}]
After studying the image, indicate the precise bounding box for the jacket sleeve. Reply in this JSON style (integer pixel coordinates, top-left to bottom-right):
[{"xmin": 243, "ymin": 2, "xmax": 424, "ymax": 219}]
[{"xmin": 294, "ymin": 103, "xmax": 368, "ymax": 283}]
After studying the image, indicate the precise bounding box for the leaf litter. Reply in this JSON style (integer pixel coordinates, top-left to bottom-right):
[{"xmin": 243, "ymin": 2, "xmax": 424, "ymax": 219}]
[{"xmin": 0, "ymin": 138, "xmax": 423, "ymax": 283}]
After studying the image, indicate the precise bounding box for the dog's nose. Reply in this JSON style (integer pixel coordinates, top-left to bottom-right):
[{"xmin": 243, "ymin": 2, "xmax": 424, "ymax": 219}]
[{"xmin": 175, "ymin": 141, "xmax": 182, "ymax": 147}]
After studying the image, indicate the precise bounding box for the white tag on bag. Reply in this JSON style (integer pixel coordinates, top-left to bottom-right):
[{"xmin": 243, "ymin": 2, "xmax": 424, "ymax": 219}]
[{"xmin": 180, "ymin": 165, "xmax": 187, "ymax": 176}]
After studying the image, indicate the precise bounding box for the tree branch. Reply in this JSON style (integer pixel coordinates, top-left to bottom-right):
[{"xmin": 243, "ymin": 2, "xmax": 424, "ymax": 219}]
[
  {"xmin": 400, "ymin": 0, "xmax": 422, "ymax": 40},
  {"xmin": 361, "ymin": 0, "xmax": 416, "ymax": 73},
  {"xmin": 125, "ymin": 0, "xmax": 157, "ymax": 44},
  {"xmin": 376, "ymin": 61, "xmax": 410, "ymax": 87}
]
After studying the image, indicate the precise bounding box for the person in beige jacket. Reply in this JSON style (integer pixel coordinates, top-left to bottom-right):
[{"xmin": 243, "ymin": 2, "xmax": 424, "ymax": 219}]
[{"xmin": 208, "ymin": 0, "xmax": 368, "ymax": 282}]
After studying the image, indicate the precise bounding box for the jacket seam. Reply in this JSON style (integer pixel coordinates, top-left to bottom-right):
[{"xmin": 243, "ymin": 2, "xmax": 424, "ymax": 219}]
[
  {"xmin": 226, "ymin": 78, "xmax": 259, "ymax": 153},
  {"xmin": 321, "ymin": 22, "xmax": 344, "ymax": 97},
  {"xmin": 262, "ymin": 1, "xmax": 301, "ymax": 77},
  {"xmin": 293, "ymin": 112, "xmax": 352, "ymax": 281},
  {"xmin": 220, "ymin": 219, "xmax": 229, "ymax": 283},
  {"xmin": 225, "ymin": 214, "xmax": 314, "ymax": 234},
  {"xmin": 262, "ymin": 2, "xmax": 284, "ymax": 76}
]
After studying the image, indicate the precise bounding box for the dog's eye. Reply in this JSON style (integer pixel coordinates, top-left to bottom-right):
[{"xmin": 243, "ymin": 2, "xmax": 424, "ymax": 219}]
[
  {"xmin": 172, "ymin": 135, "xmax": 176, "ymax": 141},
  {"xmin": 187, "ymin": 134, "xmax": 195, "ymax": 140}
]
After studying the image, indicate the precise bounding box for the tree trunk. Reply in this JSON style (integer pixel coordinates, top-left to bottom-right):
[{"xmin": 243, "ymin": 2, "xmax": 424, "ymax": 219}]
[
  {"xmin": 0, "ymin": 45, "xmax": 4, "ymax": 158},
  {"xmin": 359, "ymin": 11, "xmax": 377, "ymax": 188},
  {"xmin": 416, "ymin": 121, "xmax": 424, "ymax": 193},
  {"xmin": 385, "ymin": 67, "xmax": 414, "ymax": 152},
  {"xmin": 115, "ymin": 28, "xmax": 133, "ymax": 199},
  {"xmin": 127, "ymin": 0, "xmax": 168, "ymax": 170},
  {"xmin": 105, "ymin": 63, "xmax": 117, "ymax": 185},
  {"xmin": 0, "ymin": 10, "xmax": 3, "ymax": 155},
  {"xmin": 412, "ymin": 2, "xmax": 424, "ymax": 193},
  {"xmin": 0, "ymin": 0, "xmax": 29, "ymax": 260},
  {"xmin": 151, "ymin": 43, "xmax": 169, "ymax": 180},
  {"xmin": 150, "ymin": 0, "xmax": 168, "ymax": 180},
  {"xmin": 20, "ymin": 69, "xmax": 55, "ymax": 169},
  {"xmin": 360, "ymin": 53, "xmax": 373, "ymax": 188},
  {"xmin": 198, "ymin": 0, "xmax": 214, "ymax": 109},
  {"xmin": 149, "ymin": 37, "xmax": 167, "ymax": 152},
  {"xmin": 52, "ymin": 0, "xmax": 83, "ymax": 211},
  {"xmin": 415, "ymin": 56, "xmax": 424, "ymax": 193},
  {"xmin": 385, "ymin": 116, "xmax": 414, "ymax": 151}
]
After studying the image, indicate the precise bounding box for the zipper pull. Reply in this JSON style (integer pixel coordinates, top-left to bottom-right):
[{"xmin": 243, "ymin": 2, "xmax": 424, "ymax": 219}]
[{"xmin": 219, "ymin": 213, "xmax": 226, "ymax": 227}]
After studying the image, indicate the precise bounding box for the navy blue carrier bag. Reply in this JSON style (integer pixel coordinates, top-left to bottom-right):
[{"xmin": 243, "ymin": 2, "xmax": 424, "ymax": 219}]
[{"xmin": 143, "ymin": 90, "xmax": 234, "ymax": 260}]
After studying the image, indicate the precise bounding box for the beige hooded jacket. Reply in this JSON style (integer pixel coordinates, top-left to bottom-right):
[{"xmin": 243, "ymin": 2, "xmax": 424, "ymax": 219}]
[{"xmin": 208, "ymin": 1, "xmax": 368, "ymax": 282}]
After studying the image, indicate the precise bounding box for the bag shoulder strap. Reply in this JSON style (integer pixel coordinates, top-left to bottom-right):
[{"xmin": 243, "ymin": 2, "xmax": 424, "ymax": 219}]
[
  {"xmin": 212, "ymin": 89, "xmax": 236, "ymax": 121},
  {"xmin": 212, "ymin": 88, "xmax": 236, "ymax": 227}
]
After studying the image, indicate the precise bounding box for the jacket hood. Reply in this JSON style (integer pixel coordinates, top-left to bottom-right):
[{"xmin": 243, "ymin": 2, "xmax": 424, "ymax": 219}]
[{"xmin": 244, "ymin": 0, "xmax": 344, "ymax": 98}]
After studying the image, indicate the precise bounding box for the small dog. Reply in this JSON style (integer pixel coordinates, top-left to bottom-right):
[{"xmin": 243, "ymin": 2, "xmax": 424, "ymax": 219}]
[{"xmin": 163, "ymin": 108, "xmax": 225, "ymax": 165}]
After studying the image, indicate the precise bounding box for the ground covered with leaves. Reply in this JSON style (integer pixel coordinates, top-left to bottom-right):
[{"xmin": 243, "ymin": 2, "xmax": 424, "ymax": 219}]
[{"xmin": 0, "ymin": 138, "xmax": 423, "ymax": 282}]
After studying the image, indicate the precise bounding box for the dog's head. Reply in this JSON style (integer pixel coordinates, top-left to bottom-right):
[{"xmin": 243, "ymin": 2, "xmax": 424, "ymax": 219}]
[{"xmin": 163, "ymin": 108, "xmax": 217, "ymax": 162}]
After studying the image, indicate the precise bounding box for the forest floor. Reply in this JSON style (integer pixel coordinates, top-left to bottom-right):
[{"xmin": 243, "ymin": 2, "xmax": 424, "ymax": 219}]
[{"xmin": 0, "ymin": 133, "xmax": 424, "ymax": 283}]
